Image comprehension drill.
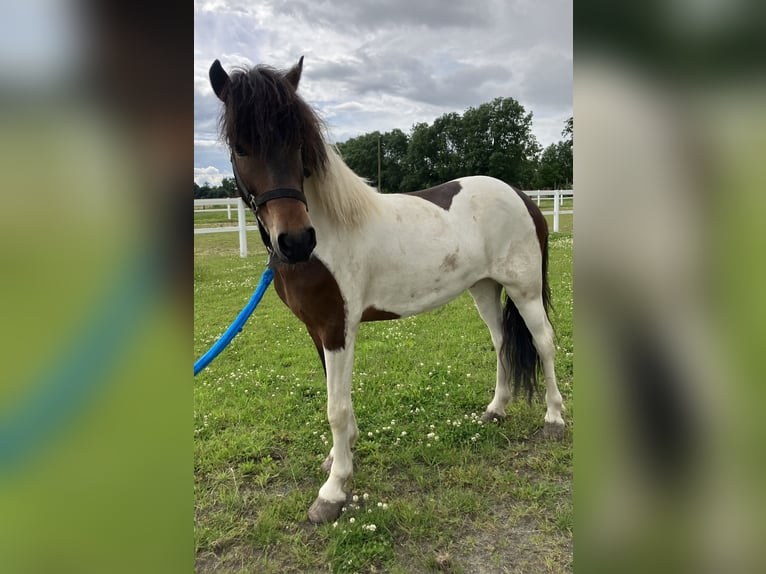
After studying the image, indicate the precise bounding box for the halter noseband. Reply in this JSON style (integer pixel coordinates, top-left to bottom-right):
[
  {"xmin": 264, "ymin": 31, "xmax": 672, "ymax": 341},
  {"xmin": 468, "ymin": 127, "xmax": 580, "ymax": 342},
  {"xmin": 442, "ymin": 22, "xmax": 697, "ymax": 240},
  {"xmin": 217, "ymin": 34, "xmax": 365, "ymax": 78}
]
[{"xmin": 230, "ymin": 153, "xmax": 309, "ymax": 253}]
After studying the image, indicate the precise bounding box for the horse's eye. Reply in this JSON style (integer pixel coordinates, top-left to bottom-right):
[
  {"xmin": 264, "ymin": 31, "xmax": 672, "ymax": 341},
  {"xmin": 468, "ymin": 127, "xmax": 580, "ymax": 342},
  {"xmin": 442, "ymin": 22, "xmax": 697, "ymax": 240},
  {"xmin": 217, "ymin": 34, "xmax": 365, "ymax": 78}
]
[{"xmin": 234, "ymin": 144, "xmax": 247, "ymax": 156}]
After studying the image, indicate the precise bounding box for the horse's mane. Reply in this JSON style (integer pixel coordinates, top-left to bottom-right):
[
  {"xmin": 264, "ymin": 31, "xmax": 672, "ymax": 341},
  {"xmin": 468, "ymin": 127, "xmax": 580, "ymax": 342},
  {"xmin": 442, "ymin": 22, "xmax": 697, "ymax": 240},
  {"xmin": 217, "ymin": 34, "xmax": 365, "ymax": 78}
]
[
  {"xmin": 217, "ymin": 64, "xmax": 328, "ymax": 176},
  {"xmin": 219, "ymin": 62, "xmax": 380, "ymax": 228},
  {"xmin": 306, "ymin": 144, "xmax": 382, "ymax": 228}
]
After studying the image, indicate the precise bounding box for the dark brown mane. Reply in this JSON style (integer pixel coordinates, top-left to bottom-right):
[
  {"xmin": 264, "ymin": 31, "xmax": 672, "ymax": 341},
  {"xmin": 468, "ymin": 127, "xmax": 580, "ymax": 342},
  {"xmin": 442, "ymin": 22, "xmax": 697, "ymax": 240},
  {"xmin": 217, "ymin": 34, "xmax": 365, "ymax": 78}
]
[{"xmin": 218, "ymin": 64, "xmax": 328, "ymax": 175}]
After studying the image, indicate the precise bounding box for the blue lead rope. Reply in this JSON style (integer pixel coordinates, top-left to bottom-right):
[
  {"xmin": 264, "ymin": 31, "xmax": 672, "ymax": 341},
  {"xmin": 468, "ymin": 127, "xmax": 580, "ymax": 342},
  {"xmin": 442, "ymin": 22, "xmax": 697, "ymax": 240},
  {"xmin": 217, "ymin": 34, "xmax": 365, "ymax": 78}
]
[{"xmin": 194, "ymin": 267, "xmax": 274, "ymax": 376}]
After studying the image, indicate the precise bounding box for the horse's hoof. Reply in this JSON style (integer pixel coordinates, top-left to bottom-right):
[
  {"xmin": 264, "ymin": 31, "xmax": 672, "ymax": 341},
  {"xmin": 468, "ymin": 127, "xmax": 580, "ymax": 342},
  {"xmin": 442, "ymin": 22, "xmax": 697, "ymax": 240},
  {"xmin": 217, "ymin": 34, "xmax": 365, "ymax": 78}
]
[
  {"xmin": 308, "ymin": 497, "xmax": 346, "ymax": 524},
  {"xmin": 481, "ymin": 411, "xmax": 506, "ymax": 423},
  {"xmin": 543, "ymin": 421, "xmax": 565, "ymax": 439},
  {"xmin": 320, "ymin": 455, "xmax": 333, "ymax": 474}
]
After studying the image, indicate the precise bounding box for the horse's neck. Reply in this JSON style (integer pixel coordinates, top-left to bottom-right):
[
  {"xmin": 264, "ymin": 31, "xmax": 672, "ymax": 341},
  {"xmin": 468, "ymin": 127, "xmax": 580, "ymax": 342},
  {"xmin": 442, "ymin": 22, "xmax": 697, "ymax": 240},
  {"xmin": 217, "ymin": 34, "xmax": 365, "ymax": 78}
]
[{"xmin": 304, "ymin": 145, "xmax": 381, "ymax": 230}]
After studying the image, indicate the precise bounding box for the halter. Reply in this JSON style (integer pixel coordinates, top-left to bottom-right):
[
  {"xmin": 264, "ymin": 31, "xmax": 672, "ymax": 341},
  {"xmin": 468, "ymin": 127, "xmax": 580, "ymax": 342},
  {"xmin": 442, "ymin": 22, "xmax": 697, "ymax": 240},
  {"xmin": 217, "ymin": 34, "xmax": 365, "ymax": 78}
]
[{"xmin": 230, "ymin": 153, "xmax": 309, "ymax": 252}]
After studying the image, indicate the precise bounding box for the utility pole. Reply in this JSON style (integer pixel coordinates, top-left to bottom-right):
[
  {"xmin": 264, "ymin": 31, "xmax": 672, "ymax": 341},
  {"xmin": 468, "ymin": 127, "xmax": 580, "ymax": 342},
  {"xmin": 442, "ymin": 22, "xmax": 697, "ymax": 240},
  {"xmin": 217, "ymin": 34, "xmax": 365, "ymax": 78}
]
[{"xmin": 377, "ymin": 134, "xmax": 382, "ymax": 193}]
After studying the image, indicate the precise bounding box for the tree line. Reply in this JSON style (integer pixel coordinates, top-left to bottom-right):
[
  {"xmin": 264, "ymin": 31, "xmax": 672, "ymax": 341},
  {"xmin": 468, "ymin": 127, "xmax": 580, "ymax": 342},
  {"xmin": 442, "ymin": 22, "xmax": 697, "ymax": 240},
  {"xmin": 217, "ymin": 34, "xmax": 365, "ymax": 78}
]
[{"xmin": 194, "ymin": 97, "xmax": 572, "ymax": 199}]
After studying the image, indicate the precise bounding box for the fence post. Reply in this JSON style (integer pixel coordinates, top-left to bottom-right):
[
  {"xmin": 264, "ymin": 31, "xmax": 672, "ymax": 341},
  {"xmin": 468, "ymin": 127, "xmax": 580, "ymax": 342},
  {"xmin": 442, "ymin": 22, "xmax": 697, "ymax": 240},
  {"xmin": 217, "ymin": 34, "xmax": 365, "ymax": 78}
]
[
  {"xmin": 227, "ymin": 201, "xmax": 232, "ymax": 220},
  {"xmin": 237, "ymin": 198, "xmax": 248, "ymax": 257},
  {"xmin": 553, "ymin": 190, "xmax": 560, "ymax": 233}
]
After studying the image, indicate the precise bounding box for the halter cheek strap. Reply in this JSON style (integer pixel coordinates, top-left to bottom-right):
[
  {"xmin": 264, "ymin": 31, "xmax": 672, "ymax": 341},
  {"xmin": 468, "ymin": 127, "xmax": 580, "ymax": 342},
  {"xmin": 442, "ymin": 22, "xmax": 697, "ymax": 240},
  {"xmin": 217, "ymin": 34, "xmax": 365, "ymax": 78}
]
[{"xmin": 230, "ymin": 154, "xmax": 308, "ymax": 253}]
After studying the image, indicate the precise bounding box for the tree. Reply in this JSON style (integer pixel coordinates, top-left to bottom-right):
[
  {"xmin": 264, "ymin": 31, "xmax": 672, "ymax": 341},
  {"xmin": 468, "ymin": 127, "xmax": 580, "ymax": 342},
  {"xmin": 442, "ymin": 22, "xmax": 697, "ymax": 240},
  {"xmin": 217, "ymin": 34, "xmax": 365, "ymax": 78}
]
[
  {"xmin": 335, "ymin": 96, "xmax": 545, "ymax": 192},
  {"xmin": 336, "ymin": 131, "xmax": 381, "ymax": 187},
  {"xmin": 220, "ymin": 177, "xmax": 237, "ymax": 197},
  {"xmin": 403, "ymin": 122, "xmax": 439, "ymax": 190},
  {"xmin": 534, "ymin": 117, "xmax": 572, "ymax": 189},
  {"xmin": 336, "ymin": 129, "xmax": 412, "ymax": 193},
  {"xmin": 461, "ymin": 98, "xmax": 541, "ymax": 188},
  {"xmin": 380, "ymin": 128, "xmax": 409, "ymax": 193}
]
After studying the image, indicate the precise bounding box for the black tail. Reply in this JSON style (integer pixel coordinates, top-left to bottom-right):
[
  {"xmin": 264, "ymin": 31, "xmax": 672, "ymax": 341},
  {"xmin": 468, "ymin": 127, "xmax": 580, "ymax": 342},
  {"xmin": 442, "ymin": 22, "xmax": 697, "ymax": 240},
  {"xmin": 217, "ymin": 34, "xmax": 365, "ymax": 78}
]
[
  {"xmin": 502, "ymin": 190, "xmax": 552, "ymax": 402},
  {"xmin": 501, "ymin": 293, "xmax": 541, "ymax": 402}
]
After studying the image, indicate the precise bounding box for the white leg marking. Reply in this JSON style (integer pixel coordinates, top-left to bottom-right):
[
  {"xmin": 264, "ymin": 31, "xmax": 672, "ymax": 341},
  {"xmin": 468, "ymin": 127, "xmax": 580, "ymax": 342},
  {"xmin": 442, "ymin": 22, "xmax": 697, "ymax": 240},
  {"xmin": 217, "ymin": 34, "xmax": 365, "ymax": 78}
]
[{"xmin": 317, "ymin": 334, "xmax": 358, "ymax": 504}]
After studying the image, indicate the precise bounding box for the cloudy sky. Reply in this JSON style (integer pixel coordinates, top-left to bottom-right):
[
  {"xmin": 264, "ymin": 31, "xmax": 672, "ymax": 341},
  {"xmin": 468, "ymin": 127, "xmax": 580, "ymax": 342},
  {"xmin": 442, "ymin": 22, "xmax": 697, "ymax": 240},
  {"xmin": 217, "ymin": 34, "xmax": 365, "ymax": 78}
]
[{"xmin": 194, "ymin": 0, "xmax": 572, "ymax": 186}]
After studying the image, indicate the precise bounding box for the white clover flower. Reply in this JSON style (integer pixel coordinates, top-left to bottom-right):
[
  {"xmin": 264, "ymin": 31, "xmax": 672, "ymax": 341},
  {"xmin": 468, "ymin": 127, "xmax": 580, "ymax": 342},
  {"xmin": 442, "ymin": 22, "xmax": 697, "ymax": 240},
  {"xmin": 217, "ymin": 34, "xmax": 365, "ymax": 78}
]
[
  {"xmin": 363, "ymin": 493, "xmax": 369, "ymax": 500},
  {"xmin": 349, "ymin": 517, "xmax": 355, "ymax": 523}
]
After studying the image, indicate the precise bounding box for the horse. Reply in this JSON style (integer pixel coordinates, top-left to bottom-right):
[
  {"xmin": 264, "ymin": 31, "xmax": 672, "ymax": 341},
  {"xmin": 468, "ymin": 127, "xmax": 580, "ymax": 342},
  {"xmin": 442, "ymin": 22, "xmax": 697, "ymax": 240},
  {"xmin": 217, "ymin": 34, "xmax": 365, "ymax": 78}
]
[{"xmin": 208, "ymin": 57, "xmax": 565, "ymax": 524}]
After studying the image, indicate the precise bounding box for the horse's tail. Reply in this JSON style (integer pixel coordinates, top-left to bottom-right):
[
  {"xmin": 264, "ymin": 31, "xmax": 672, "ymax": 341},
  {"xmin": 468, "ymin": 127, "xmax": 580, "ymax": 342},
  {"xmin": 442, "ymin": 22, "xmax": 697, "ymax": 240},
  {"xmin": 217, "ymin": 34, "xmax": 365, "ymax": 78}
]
[{"xmin": 501, "ymin": 191, "xmax": 552, "ymax": 401}]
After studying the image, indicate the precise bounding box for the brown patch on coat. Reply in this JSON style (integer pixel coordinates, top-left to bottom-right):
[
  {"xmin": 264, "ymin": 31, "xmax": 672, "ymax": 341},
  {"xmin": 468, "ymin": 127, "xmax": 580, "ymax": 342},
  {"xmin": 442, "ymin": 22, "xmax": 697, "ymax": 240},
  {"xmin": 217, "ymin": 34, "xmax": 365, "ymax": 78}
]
[
  {"xmin": 361, "ymin": 306, "xmax": 400, "ymax": 322},
  {"xmin": 406, "ymin": 180, "xmax": 462, "ymax": 211},
  {"xmin": 512, "ymin": 187, "xmax": 548, "ymax": 253},
  {"xmin": 440, "ymin": 252, "xmax": 459, "ymax": 272},
  {"xmin": 512, "ymin": 186, "xmax": 552, "ymax": 312},
  {"xmin": 271, "ymin": 258, "xmax": 346, "ymax": 351}
]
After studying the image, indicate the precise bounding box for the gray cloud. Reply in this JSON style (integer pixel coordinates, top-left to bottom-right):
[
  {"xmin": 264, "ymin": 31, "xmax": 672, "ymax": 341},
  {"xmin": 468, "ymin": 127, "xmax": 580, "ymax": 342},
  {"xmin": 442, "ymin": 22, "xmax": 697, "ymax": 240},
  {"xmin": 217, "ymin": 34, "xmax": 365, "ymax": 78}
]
[
  {"xmin": 273, "ymin": 0, "xmax": 494, "ymax": 30},
  {"xmin": 194, "ymin": 0, "xmax": 572, "ymax": 178}
]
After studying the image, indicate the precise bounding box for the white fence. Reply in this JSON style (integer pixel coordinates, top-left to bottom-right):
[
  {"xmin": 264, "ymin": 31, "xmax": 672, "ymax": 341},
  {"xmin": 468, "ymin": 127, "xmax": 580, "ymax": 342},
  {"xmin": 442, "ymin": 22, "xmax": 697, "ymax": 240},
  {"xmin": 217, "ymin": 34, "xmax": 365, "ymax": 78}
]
[
  {"xmin": 194, "ymin": 198, "xmax": 259, "ymax": 257},
  {"xmin": 530, "ymin": 190, "xmax": 574, "ymax": 234},
  {"xmin": 194, "ymin": 190, "xmax": 573, "ymax": 258}
]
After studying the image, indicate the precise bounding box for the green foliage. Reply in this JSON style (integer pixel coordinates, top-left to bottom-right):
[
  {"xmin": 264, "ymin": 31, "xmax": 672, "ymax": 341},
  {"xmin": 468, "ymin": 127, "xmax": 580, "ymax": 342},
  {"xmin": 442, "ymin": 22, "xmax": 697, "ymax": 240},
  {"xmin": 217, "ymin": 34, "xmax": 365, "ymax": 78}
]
[
  {"xmin": 336, "ymin": 131, "xmax": 381, "ymax": 188},
  {"xmin": 194, "ymin": 177, "xmax": 238, "ymax": 199},
  {"xmin": 536, "ymin": 141, "xmax": 572, "ymax": 189},
  {"xmin": 336, "ymin": 100, "xmax": 568, "ymax": 193},
  {"xmin": 534, "ymin": 116, "xmax": 573, "ymax": 189}
]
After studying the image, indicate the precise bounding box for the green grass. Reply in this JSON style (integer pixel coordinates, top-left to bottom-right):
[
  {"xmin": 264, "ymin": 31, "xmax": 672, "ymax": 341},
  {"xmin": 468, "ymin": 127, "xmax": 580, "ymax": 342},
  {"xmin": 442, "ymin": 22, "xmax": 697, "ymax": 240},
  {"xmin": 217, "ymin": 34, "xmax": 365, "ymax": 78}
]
[{"xmin": 194, "ymin": 231, "xmax": 573, "ymax": 573}]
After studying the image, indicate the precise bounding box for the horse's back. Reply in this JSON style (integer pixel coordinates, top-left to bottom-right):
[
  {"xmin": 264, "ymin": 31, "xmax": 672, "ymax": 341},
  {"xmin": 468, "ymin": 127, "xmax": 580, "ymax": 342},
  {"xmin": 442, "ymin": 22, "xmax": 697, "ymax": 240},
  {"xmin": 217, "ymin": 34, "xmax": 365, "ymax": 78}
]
[{"xmin": 334, "ymin": 175, "xmax": 542, "ymax": 317}]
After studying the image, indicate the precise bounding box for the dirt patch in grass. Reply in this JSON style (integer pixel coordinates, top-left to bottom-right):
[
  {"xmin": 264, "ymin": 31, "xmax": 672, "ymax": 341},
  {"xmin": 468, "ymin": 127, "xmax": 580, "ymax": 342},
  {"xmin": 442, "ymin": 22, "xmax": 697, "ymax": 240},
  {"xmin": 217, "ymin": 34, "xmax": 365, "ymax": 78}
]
[
  {"xmin": 453, "ymin": 503, "xmax": 571, "ymax": 573},
  {"xmin": 390, "ymin": 496, "xmax": 571, "ymax": 574}
]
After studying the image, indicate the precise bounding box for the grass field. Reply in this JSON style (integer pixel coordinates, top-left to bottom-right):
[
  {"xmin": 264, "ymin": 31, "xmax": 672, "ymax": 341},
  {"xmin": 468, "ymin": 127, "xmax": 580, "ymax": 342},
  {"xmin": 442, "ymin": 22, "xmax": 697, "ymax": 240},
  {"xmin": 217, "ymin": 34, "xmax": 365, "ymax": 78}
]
[{"xmin": 194, "ymin": 227, "xmax": 573, "ymax": 573}]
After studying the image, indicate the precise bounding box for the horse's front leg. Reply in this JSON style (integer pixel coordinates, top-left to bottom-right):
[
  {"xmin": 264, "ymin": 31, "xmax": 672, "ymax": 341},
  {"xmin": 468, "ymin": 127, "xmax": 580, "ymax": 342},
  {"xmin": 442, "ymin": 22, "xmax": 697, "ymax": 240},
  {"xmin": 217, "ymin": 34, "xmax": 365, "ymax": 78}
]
[{"xmin": 308, "ymin": 330, "xmax": 358, "ymax": 524}]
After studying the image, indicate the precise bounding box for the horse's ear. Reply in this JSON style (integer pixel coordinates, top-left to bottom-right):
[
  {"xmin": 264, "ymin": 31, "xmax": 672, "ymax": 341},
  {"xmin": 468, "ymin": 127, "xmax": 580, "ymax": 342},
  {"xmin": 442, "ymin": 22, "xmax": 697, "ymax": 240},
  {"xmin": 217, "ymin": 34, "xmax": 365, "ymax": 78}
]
[
  {"xmin": 209, "ymin": 59, "xmax": 230, "ymax": 101},
  {"xmin": 285, "ymin": 56, "xmax": 304, "ymax": 90}
]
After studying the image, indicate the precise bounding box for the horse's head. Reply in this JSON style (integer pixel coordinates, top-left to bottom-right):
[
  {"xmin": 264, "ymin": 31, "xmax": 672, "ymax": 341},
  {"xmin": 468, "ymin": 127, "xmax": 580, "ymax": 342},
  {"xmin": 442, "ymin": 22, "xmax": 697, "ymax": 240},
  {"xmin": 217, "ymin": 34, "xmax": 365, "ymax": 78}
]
[{"xmin": 209, "ymin": 57, "xmax": 327, "ymax": 264}]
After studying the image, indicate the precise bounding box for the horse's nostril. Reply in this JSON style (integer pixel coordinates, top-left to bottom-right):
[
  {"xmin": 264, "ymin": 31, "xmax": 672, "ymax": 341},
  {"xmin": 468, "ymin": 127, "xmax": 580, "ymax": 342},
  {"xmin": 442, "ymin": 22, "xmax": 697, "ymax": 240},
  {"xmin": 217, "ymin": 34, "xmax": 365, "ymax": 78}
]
[
  {"xmin": 277, "ymin": 229, "xmax": 316, "ymax": 262},
  {"xmin": 277, "ymin": 233, "xmax": 293, "ymax": 256}
]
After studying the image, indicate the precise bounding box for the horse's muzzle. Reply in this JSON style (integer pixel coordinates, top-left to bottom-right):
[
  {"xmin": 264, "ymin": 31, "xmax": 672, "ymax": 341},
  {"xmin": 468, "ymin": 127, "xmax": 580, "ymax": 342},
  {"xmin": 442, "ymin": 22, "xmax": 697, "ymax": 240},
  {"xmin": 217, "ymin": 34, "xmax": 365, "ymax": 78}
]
[{"xmin": 277, "ymin": 227, "xmax": 316, "ymax": 263}]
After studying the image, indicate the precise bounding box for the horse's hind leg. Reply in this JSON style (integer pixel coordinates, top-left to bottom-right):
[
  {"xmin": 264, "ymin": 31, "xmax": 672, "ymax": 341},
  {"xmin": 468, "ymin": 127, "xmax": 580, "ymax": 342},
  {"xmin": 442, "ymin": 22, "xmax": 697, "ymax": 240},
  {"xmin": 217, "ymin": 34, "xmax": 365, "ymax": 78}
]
[
  {"xmin": 507, "ymin": 289, "xmax": 566, "ymax": 436},
  {"xmin": 469, "ymin": 279, "xmax": 512, "ymax": 422}
]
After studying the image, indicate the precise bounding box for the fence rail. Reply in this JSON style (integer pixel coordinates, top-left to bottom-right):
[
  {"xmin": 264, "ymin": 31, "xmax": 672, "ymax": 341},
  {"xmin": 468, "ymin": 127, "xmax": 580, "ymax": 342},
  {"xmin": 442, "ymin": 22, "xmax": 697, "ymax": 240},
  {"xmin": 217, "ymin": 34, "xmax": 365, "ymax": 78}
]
[
  {"xmin": 530, "ymin": 190, "xmax": 574, "ymax": 234},
  {"xmin": 194, "ymin": 190, "xmax": 573, "ymax": 258},
  {"xmin": 194, "ymin": 198, "xmax": 256, "ymax": 257}
]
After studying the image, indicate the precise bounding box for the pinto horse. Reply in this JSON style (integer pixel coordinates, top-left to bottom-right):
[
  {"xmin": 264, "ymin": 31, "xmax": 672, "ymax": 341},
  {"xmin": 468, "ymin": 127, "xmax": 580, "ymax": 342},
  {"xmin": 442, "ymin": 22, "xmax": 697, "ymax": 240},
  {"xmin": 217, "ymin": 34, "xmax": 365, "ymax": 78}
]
[{"xmin": 209, "ymin": 57, "xmax": 565, "ymax": 524}]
